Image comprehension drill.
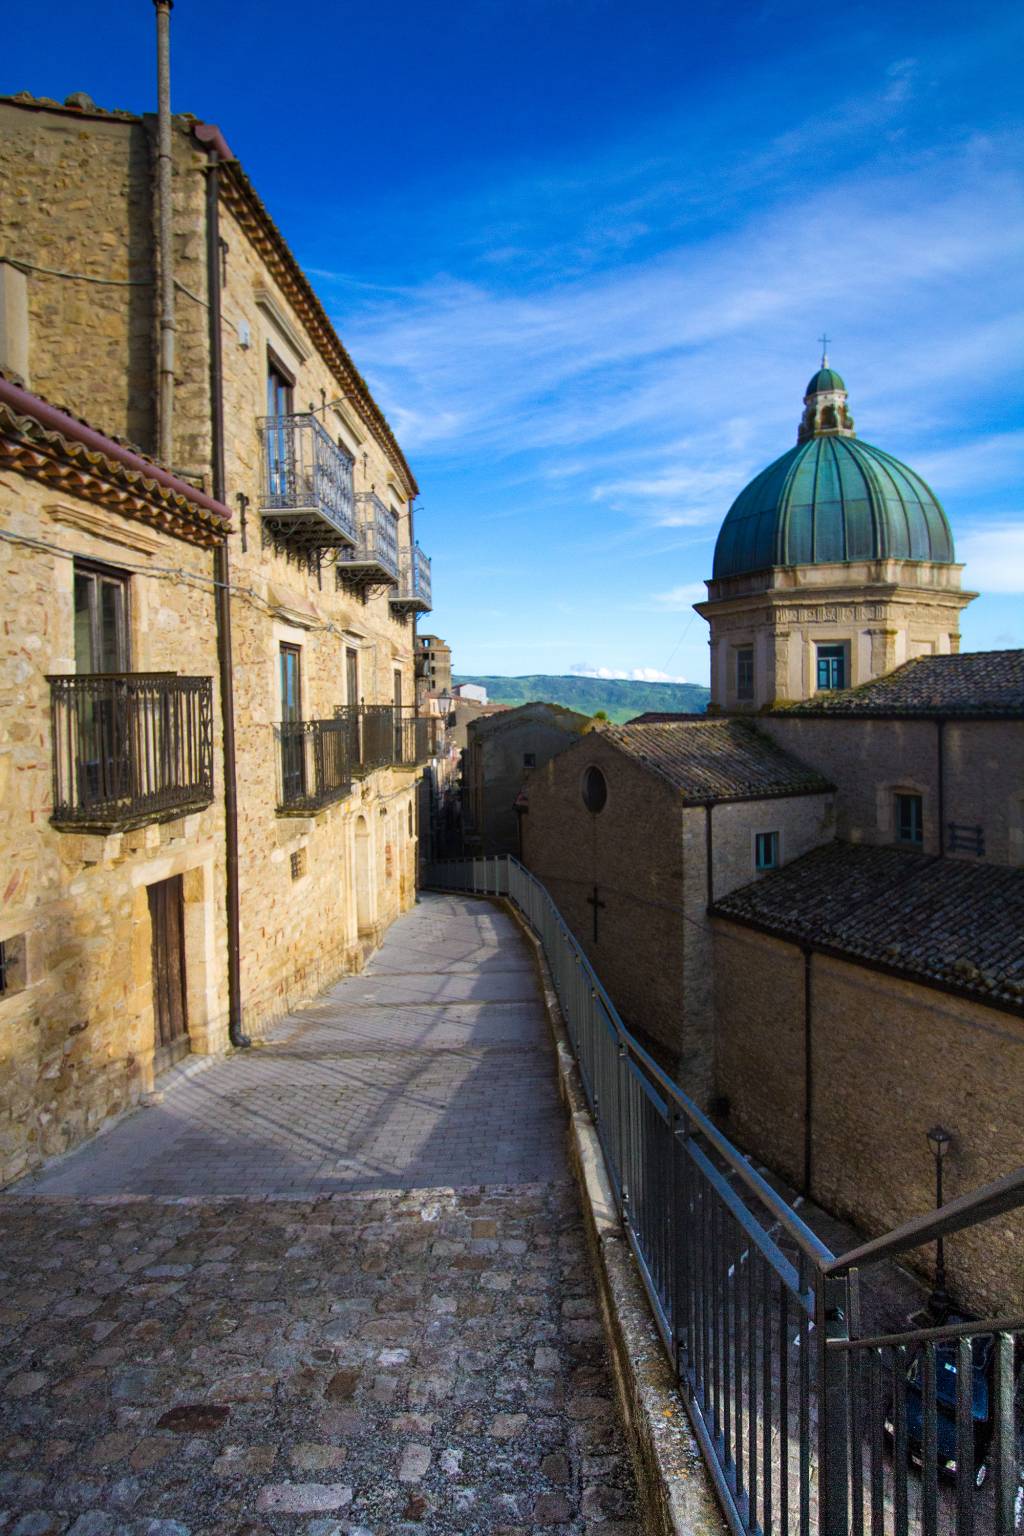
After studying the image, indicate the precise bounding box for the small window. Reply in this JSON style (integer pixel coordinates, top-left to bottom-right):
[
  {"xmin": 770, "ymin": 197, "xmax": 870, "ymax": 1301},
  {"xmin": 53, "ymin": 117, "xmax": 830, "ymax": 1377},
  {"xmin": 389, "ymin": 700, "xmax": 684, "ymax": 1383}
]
[
  {"xmin": 755, "ymin": 832, "xmax": 779, "ymax": 871},
  {"xmin": 816, "ymin": 644, "xmax": 846, "ymax": 691},
  {"xmin": 523, "ymin": 753, "xmax": 536, "ymax": 768},
  {"xmin": 582, "ymin": 765, "xmax": 608, "ymax": 814},
  {"xmin": 736, "ymin": 646, "xmax": 754, "ymax": 701},
  {"xmin": 408, "ymin": 801, "xmax": 414, "ymax": 836},
  {"xmin": 895, "ymin": 793, "xmax": 923, "ymax": 847},
  {"xmin": 290, "ymin": 848, "xmax": 307, "ymax": 881},
  {"xmin": 0, "ymin": 934, "xmax": 27, "ymax": 999}
]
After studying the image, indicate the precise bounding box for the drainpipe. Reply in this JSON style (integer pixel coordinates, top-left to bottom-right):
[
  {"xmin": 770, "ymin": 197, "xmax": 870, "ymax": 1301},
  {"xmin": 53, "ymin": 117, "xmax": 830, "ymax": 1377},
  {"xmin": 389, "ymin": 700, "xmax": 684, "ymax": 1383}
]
[
  {"xmin": 936, "ymin": 718, "xmax": 946, "ymax": 856},
  {"xmin": 802, "ymin": 945, "xmax": 813, "ymax": 1197},
  {"xmin": 198, "ymin": 127, "xmax": 249, "ymax": 1049},
  {"xmin": 153, "ymin": 0, "xmax": 175, "ymax": 464},
  {"xmin": 704, "ymin": 800, "xmax": 715, "ymax": 907}
]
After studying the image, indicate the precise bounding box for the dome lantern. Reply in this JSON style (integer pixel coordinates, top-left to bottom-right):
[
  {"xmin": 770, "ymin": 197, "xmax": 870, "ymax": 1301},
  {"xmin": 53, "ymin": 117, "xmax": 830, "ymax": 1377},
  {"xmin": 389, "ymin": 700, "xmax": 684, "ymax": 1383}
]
[{"xmin": 798, "ymin": 338, "xmax": 855, "ymax": 443}]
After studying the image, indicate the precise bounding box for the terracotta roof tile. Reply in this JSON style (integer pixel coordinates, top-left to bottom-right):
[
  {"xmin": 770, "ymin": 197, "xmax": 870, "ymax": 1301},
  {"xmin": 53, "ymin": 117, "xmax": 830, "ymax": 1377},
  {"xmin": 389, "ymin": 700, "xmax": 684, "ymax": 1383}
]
[
  {"xmin": 605, "ymin": 719, "xmax": 832, "ymax": 803},
  {"xmin": 712, "ymin": 842, "xmax": 1024, "ymax": 1013},
  {"xmin": 777, "ymin": 651, "xmax": 1024, "ymax": 718}
]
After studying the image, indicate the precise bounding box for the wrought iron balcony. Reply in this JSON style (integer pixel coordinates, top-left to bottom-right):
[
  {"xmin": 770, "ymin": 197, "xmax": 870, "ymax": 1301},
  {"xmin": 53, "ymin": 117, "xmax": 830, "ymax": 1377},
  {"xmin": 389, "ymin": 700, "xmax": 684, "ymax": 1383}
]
[
  {"xmin": 48, "ymin": 673, "xmax": 214, "ymax": 833},
  {"xmin": 257, "ymin": 412, "xmax": 357, "ymax": 549},
  {"xmin": 336, "ymin": 492, "xmax": 400, "ymax": 589},
  {"xmin": 333, "ymin": 705, "xmax": 439, "ymax": 774},
  {"xmin": 389, "ymin": 543, "xmax": 432, "ymax": 615},
  {"xmin": 275, "ymin": 718, "xmax": 354, "ymax": 815}
]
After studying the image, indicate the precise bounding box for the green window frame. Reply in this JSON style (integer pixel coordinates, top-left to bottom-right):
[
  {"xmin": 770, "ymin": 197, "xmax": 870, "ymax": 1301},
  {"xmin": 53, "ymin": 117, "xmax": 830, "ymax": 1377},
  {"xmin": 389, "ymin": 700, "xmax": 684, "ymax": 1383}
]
[
  {"xmin": 816, "ymin": 644, "xmax": 846, "ymax": 691},
  {"xmin": 755, "ymin": 831, "xmax": 779, "ymax": 871},
  {"xmin": 895, "ymin": 792, "xmax": 923, "ymax": 847}
]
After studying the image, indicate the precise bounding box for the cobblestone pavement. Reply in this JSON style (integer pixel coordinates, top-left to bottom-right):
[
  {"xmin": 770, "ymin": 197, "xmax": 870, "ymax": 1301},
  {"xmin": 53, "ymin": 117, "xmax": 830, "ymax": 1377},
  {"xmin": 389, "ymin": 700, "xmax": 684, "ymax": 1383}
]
[{"xmin": 0, "ymin": 896, "xmax": 640, "ymax": 1534}]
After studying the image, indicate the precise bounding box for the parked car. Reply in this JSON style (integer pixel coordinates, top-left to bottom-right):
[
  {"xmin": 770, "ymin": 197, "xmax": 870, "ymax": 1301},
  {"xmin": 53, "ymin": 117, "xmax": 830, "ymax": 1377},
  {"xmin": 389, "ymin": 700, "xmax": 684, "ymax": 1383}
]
[{"xmin": 885, "ymin": 1332, "xmax": 995, "ymax": 1487}]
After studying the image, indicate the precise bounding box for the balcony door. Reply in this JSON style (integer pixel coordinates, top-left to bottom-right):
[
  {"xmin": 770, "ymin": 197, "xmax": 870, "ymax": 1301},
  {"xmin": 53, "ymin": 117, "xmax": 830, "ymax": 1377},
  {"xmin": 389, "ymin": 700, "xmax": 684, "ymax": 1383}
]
[
  {"xmin": 73, "ymin": 562, "xmax": 130, "ymax": 810},
  {"xmin": 280, "ymin": 643, "xmax": 305, "ymax": 802},
  {"xmin": 148, "ymin": 874, "xmax": 189, "ymax": 1073},
  {"xmin": 266, "ymin": 356, "xmax": 295, "ymax": 502},
  {"xmin": 74, "ymin": 563, "xmax": 129, "ymax": 673}
]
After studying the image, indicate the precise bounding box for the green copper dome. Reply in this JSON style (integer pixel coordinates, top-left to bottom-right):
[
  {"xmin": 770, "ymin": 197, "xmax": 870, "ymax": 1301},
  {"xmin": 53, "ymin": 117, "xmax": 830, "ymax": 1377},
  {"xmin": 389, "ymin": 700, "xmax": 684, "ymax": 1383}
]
[
  {"xmin": 805, "ymin": 366, "xmax": 845, "ymax": 394},
  {"xmin": 713, "ymin": 433, "xmax": 955, "ymax": 579}
]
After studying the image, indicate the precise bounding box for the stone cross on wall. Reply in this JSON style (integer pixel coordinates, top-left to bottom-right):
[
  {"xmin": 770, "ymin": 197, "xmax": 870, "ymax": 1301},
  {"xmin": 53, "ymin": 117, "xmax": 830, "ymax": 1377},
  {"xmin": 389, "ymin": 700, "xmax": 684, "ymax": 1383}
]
[{"xmin": 586, "ymin": 884, "xmax": 606, "ymax": 943}]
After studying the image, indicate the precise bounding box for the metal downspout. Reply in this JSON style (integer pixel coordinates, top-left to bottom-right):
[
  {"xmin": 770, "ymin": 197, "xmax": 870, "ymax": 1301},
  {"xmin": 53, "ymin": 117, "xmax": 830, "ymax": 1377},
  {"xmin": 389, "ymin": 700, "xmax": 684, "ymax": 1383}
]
[
  {"xmin": 204, "ymin": 144, "xmax": 249, "ymax": 1049},
  {"xmin": 937, "ymin": 717, "xmax": 946, "ymax": 856},
  {"xmin": 153, "ymin": 0, "xmax": 175, "ymax": 464},
  {"xmin": 803, "ymin": 944, "xmax": 813, "ymax": 1197}
]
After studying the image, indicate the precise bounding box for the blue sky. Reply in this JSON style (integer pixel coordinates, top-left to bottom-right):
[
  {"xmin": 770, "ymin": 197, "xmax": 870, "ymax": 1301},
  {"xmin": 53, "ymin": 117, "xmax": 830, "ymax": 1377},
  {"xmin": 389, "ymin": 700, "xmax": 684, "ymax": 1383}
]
[{"xmin": 6, "ymin": 1, "xmax": 1023, "ymax": 684}]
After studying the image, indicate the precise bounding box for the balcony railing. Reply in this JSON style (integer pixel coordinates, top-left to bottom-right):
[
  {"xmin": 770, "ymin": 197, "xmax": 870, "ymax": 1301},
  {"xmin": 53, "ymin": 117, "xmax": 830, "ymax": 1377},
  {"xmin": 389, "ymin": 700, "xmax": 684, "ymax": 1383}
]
[
  {"xmin": 336, "ymin": 492, "xmax": 400, "ymax": 588},
  {"xmin": 49, "ymin": 674, "xmax": 214, "ymax": 832},
  {"xmin": 274, "ymin": 718, "xmax": 353, "ymax": 815},
  {"xmin": 425, "ymin": 856, "xmax": 1024, "ymax": 1536},
  {"xmin": 334, "ymin": 705, "xmax": 439, "ymax": 774},
  {"xmin": 257, "ymin": 412, "xmax": 357, "ymax": 548},
  {"xmin": 390, "ymin": 543, "xmax": 432, "ymax": 614}
]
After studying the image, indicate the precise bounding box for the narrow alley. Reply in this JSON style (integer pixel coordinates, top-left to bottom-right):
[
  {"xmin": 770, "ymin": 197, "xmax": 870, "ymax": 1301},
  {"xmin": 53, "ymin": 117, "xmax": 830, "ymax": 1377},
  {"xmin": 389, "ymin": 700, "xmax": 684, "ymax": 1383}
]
[{"xmin": 0, "ymin": 894, "xmax": 639, "ymax": 1534}]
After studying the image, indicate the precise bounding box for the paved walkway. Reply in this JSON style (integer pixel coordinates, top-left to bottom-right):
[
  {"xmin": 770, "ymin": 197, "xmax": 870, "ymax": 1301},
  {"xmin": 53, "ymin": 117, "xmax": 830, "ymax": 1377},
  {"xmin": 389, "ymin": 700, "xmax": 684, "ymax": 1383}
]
[{"xmin": 0, "ymin": 894, "xmax": 639, "ymax": 1534}]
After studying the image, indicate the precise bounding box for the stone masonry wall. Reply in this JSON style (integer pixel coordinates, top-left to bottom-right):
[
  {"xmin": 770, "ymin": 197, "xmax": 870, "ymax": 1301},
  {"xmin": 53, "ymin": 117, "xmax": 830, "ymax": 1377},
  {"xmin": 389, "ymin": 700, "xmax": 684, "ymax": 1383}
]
[
  {"xmin": 712, "ymin": 922, "xmax": 1024, "ymax": 1315},
  {"xmin": 470, "ymin": 714, "xmax": 587, "ymax": 856},
  {"xmin": 0, "ymin": 99, "xmax": 423, "ymax": 1046},
  {"xmin": 522, "ymin": 732, "xmax": 690, "ymax": 1076},
  {"xmin": 762, "ymin": 716, "xmax": 1024, "ymax": 865},
  {"xmin": 0, "ymin": 103, "xmax": 156, "ymax": 453},
  {"xmin": 0, "ymin": 473, "xmax": 228, "ymax": 1185}
]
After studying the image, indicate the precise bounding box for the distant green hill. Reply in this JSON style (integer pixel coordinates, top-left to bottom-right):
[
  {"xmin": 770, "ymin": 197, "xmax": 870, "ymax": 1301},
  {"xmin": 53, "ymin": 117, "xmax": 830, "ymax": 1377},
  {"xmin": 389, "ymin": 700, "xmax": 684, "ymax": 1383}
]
[{"xmin": 452, "ymin": 674, "xmax": 709, "ymax": 725}]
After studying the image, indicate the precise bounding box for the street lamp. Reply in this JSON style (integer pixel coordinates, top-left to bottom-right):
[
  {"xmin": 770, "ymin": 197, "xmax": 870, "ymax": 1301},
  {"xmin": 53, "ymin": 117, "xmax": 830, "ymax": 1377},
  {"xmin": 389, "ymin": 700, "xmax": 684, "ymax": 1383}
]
[{"xmin": 926, "ymin": 1125, "xmax": 953, "ymax": 1320}]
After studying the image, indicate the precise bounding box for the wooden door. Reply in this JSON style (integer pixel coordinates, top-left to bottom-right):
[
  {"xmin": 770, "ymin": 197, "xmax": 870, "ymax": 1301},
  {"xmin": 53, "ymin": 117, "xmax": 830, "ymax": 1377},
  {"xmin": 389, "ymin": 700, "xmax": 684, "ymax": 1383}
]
[{"xmin": 148, "ymin": 875, "xmax": 189, "ymax": 1072}]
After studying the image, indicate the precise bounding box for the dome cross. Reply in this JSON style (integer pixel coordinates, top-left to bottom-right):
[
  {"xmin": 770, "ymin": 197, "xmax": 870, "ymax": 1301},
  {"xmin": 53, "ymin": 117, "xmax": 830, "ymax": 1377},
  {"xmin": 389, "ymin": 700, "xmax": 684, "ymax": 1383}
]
[{"xmin": 818, "ymin": 332, "xmax": 831, "ymax": 367}]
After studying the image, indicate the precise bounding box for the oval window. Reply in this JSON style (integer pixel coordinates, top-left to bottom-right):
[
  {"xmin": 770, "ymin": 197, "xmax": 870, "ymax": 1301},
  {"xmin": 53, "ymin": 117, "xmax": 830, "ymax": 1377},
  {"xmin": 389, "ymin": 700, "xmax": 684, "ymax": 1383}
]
[{"xmin": 582, "ymin": 765, "xmax": 608, "ymax": 814}]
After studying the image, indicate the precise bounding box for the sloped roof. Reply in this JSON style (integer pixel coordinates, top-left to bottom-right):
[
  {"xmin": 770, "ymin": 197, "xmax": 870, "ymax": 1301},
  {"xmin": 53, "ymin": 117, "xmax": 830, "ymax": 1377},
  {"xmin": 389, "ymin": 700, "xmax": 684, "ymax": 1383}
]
[
  {"xmin": 603, "ymin": 719, "xmax": 832, "ymax": 803},
  {"xmin": 0, "ymin": 375, "xmax": 231, "ymax": 548},
  {"xmin": 778, "ymin": 651, "xmax": 1024, "ymax": 719},
  {"xmin": 712, "ymin": 842, "xmax": 1024, "ymax": 1014},
  {"xmin": 625, "ymin": 711, "xmax": 709, "ymax": 725}
]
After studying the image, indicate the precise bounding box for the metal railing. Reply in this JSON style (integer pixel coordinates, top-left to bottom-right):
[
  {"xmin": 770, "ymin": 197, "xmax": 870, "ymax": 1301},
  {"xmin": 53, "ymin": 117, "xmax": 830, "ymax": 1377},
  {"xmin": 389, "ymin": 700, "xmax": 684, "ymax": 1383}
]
[
  {"xmin": 336, "ymin": 491, "xmax": 400, "ymax": 581},
  {"xmin": 257, "ymin": 412, "xmax": 357, "ymax": 547},
  {"xmin": 425, "ymin": 855, "xmax": 1024, "ymax": 1536},
  {"xmin": 332, "ymin": 705, "xmax": 438, "ymax": 774},
  {"xmin": 274, "ymin": 718, "xmax": 353, "ymax": 814},
  {"xmin": 390, "ymin": 542, "xmax": 432, "ymax": 611},
  {"xmin": 49, "ymin": 673, "xmax": 214, "ymax": 832}
]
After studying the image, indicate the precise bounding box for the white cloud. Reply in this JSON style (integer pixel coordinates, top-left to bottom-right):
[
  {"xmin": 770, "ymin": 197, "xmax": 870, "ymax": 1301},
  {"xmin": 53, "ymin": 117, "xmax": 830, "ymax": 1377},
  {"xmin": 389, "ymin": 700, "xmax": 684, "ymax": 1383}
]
[
  {"xmin": 569, "ymin": 664, "xmax": 689, "ymax": 684},
  {"xmin": 653, "ymin": 583, "xmax": 707, "ymax": 609},
  {"xmin": 958, "ymin": 521, "xmax": 1024, "ymax": 594}
]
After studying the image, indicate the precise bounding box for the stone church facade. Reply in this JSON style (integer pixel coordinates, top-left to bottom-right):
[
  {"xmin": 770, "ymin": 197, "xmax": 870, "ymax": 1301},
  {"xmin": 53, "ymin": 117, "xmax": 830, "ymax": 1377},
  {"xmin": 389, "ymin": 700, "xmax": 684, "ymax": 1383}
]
[
  {"xmin": 520, "ymin": 360, "xmax": 1023, "ymax": 1313},
  {"xmin": 0, "ymin": 93, "xmax": 434, "ymax": 1182}
]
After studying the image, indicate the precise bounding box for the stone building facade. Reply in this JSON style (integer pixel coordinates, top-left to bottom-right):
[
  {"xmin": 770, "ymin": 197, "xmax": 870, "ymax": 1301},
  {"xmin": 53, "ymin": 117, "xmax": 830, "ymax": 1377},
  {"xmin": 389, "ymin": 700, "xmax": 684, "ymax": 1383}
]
[
  {"xmin": 464, "ymin": 702, "xmax": 592, "ymax": 857},
  {"xmin": 712, "ymin": 843, "xmax": 1024, "ymax": 1315},
  {"xmin": 415, "ymin": 633, "xmax": 452, "ymax": 701},
  {"xmin": 0, "ymin": 92, "xmax": 434, "ymax": 1178},
  {"xmin": 0, "ymin": 381, "xmax": 231, "ymax": 1183},
  {"xmin": 520, "ymin": 718, "xmax": 835, "ymax": 1103}
]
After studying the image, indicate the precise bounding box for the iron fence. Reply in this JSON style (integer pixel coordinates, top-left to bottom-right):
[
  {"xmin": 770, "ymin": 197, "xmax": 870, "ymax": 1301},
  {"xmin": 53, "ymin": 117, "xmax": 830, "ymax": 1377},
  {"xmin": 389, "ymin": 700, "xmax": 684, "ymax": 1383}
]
[
  {"xmin": 274, "ymin": 718, "xmax": 353, "ymax": 814},
  {"xmin": 49, "ymin": 673, "xmax": 214, "ymax": 832},
  {"xmin": 257, "ymin": 412, "xmax": 357, "ymax": 547},
  {"xmin": 336, "ymin": 491, "xmax": 400, "ymax": 581},
  {"xmin": 391, "ymin": 542, "xmax": 432, "ymax": 612},
  {"xmin": 333, "ymin": 705, "xmax": 438, "ymax": 773},
  {"xmin": 425, "ymin": 855, "xmax": 1024, "ymax": 1536}
]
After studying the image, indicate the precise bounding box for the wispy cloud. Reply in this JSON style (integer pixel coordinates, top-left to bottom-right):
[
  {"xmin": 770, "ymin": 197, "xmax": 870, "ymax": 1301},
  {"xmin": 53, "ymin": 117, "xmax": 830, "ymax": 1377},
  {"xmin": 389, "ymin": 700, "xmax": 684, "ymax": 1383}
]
[
  {"xmin": 958, "ymin": 521, "xmax": 1024, "ymax": 594},
  {"xmin": 569, "ymin": 664, "xmax": 690, "ymax": 684}
]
